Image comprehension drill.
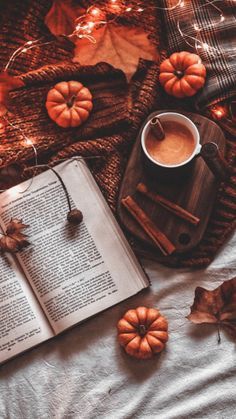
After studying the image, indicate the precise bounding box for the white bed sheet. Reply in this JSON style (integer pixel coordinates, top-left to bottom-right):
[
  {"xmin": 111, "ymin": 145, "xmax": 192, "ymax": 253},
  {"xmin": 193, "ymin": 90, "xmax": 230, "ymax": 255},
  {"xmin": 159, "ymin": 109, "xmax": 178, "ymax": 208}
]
[{"xmin": 0, "ymin": 232, "xmax": 235, "ymax": 419}]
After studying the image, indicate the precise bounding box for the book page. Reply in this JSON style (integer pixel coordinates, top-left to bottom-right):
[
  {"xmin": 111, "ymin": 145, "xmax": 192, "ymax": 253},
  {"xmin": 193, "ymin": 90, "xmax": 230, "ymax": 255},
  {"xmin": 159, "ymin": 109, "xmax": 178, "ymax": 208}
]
[
  {"xmin": 0, "ymin": 249, "xmax": 53, "ymax": 364},
  {"xmin": 0, "ymin": 160, "xmax": 148, "ymax": 334}
]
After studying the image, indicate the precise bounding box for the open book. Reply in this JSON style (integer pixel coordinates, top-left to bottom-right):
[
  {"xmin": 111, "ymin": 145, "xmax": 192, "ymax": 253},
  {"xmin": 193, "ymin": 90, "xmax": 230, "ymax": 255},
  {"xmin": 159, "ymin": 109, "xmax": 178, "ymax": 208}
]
[{"xmin": 0, "ymin": 159, "xmax": 149, "ymax": 363}]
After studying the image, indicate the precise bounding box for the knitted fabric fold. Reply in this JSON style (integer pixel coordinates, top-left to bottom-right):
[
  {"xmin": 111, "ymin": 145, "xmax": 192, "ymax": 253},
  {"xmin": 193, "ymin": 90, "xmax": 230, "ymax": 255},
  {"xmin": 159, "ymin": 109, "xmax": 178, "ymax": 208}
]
[{"xmin": 0, "ymin": 62, "xmax": 129, "ymax": 166}]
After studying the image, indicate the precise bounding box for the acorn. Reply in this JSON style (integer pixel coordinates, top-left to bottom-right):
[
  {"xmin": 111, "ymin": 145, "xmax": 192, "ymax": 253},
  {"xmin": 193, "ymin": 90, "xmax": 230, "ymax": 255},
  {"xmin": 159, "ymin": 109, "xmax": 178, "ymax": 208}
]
[{"xmin": 67, "ymin": 209, "xmax": 83, "ymax": 225}]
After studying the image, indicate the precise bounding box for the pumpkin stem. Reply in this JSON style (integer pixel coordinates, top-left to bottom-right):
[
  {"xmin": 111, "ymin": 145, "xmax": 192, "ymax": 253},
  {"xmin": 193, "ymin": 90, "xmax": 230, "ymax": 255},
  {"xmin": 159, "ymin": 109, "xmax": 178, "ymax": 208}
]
[
  {"xmin": 67, "ymin": 95, "xmax": 77, "ymax": 108},
  {"xmin": 139, "ymin": 324, "xmax": 146, "ymax": 336},
  {"xmin": 174, "ymin": 70, "xmax": 184, "ymax": 78}
]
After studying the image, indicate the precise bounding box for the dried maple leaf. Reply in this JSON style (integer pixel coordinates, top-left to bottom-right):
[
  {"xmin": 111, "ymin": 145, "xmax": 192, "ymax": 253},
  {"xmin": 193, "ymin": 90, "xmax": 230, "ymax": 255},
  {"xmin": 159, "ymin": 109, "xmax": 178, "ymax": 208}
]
[
  {"xmin": 0, "ymin": 71, "xmax": 24, "ymax": 116},
  {"xmin": 0, "ymin": 218, "xmax": 30, "ymax": 253},
  {"xmin": 187, "ymin": 277, "xmax": 236, "ymax": 342},
  {"xmin": 45, "ymin": 0, "xmax": 85, "ymax": 36},
  {"xmin": 73, "ymin": 24, "xmax": 159, "ymax": 81}
]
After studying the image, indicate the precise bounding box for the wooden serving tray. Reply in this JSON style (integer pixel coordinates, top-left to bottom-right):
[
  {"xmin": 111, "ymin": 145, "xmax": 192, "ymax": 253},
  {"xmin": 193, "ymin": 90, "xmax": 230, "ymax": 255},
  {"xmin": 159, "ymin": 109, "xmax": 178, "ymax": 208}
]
[{"xmin": 117, "ymin": 110, "xmax": 226, "ymax": 255}]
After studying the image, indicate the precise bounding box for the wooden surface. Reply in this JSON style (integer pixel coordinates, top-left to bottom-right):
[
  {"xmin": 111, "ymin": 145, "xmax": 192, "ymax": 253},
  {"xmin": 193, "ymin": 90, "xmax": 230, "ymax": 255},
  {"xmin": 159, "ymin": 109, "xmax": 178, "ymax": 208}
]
[{"xmin": 118, "ymin": 110, "xmax": 226, "ymax": 255}]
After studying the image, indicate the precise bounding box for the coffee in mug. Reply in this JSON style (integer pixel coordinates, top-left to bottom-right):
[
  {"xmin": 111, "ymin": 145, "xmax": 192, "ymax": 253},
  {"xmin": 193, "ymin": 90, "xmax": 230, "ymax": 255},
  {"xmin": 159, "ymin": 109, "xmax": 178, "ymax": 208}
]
[
  {"xmin": 141, "ymin": 112, "xmax": 201, "ymax": 170},
  {"xmin": 145, "ymin": 120, "xmax": 196, "ymax": 166}
]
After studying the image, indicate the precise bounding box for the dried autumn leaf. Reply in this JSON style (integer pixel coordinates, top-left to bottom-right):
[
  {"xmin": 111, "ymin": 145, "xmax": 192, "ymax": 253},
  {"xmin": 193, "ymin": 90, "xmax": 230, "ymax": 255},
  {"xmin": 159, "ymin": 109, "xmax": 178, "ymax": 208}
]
[
  {"xmin": 187, "ymin": 277, "xmax": 236, "ymax": 341},
  {"xmin": 6, "ymin": 218, "xmax": 28, "ymax": 234},
  {"xmin": 0, "ymin": 218, "xmax": 30, "ymax": 253},
  {"xmin": 73, "ymin": 24, "xmax": 159, "ymax": 81},
  {"xmin": 45, "ymin": 0, "xmax": 85, "ymax": 36},
  {"xmin": 0, "ymin": 72, "xmax": 24, "ymax": 116}
]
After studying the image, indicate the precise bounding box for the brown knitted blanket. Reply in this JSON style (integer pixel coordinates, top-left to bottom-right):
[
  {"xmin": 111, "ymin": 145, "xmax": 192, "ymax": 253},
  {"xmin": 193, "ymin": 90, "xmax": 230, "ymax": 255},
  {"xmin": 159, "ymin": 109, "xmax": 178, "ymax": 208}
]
[
  {"xmin": 1, "ymin": 62, "xmax": 129, "ymax": 166},
  {"xmin": 0, "ymin": 0, "xmax": 235, "ymax": 268}
]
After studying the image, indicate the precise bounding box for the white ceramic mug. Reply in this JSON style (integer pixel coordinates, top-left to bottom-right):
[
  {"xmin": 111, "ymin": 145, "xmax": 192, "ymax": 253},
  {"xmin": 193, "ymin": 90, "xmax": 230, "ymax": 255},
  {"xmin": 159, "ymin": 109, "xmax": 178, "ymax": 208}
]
[
  {"xmin": 141, "ymin": 112, "xmax": 227, "ymax": 180},
  {"xmin": 141, "ymin": 112, "xmax": 201, "ymax": 169}
]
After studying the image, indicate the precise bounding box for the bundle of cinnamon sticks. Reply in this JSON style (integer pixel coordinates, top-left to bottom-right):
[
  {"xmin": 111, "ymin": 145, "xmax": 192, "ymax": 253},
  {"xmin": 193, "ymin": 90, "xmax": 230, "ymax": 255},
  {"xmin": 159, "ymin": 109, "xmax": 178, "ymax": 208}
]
[{"xmin": 121, "ymin": 182, "xmax": 200, "ymax": 256}]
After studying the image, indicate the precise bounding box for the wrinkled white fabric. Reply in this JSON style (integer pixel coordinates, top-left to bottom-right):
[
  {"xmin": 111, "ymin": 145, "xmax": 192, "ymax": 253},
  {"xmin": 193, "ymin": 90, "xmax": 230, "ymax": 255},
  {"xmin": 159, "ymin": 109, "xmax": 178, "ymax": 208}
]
[{"xmin": 0, "ymin": 232, "xmax": 235, "ymax": 419}]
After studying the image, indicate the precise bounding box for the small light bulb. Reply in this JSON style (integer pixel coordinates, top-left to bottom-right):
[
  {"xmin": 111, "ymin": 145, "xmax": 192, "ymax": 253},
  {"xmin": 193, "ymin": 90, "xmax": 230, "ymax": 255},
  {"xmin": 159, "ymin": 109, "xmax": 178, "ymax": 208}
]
[
  {"xmin": 87, "ymin": 21, "xmax": 95, "ymax": 29},
  {"xmin": 126, "ymin": 7, "xmax": 132, "ymax": 12},
  {"xmin": 193, "ymin": 23, "xmax": 200, "ymax": 31},
  {"xmin": 21, "ymin": 48, "xmax": 28, "ymax": 53},
  {"xmin": 24, "ymin": 138, "xmax": 33, "ymax": 146},
  {"xmin": 137, "ymin": 8, "xmax": 144, "ymax": 12},
  {"xmin": 211, "ymin": 106, "xmax": 227, "ymax": 120},
  {"xmin": 90, "ymin": 7, "xmax": 100, "ymax": 16},
  {"xmin": 26, "ymin": 40, "xmax": 33, "ymax": 45},
  {"xmin": 220, "ymin": 15, "xmax": 225, "ymax": 22},
  {"xmin": 108, "ymin": 0, "xmax": 123, "ymax": 14},
  {"xmin": 203, "ymin": 42, "xmax": 209, "ymax": 51}
]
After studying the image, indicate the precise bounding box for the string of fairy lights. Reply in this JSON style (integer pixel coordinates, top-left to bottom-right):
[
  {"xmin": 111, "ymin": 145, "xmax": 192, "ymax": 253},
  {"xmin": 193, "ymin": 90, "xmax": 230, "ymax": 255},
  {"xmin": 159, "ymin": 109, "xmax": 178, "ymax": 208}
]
[
  {"xmin": 0, "ymin": 0, "xmax": 234, "ymax": 175},
  {"xmin": 4, "ymin": 0, "xmax": 232, "ymax": 72}
]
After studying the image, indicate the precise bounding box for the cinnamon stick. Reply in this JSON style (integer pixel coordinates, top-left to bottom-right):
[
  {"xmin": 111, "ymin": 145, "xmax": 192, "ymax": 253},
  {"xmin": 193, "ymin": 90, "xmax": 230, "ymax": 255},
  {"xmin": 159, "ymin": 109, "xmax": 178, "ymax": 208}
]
[
  {"xmin": 149, "ymin": 116, "xmax": 165, "ymax": 140},
  {"xmin": 137, "ymin": 183, "xmax": 200, "ymax": 226},
  {"xmin": 121, "ymin": 196, "xmax": 176, "ymax": 256}
]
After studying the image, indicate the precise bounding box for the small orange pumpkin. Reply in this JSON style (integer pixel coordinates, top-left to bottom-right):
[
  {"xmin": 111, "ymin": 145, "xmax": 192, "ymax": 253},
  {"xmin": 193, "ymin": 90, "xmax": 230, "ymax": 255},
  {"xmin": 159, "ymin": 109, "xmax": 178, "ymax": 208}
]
[
  {"xmin": 117, "ymin": 306, "xmax": 168, "ymax": 359},
  {"xmin": 159, "ymin": 51, "xmax": 206, "ymax": 98},
  {"xmin": 46, "ymin": 80, "xmax": 93, "ymax": 128}
]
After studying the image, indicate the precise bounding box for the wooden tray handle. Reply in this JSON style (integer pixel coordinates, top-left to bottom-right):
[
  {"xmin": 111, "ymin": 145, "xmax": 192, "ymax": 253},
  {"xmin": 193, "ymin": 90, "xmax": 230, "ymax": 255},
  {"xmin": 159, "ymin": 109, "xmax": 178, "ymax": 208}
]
[{"xmin": 200, "ymin": 142, "xmax": 228, "ymax": 181}]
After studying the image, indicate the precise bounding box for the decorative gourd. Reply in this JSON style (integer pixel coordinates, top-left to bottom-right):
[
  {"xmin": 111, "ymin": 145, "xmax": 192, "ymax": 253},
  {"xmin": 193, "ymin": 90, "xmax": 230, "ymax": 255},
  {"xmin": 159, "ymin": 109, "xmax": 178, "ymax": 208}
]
[
  {"xmin": 117, "ymin": 306, "xmax": 168, "ymax": 359},
  {"xmin": 159, "ymin": 51, "xmax": 206, "ymax": 98},
  {"xmin": 46, "ymin": 81, "xmax": 93, "ymax": 128}
]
